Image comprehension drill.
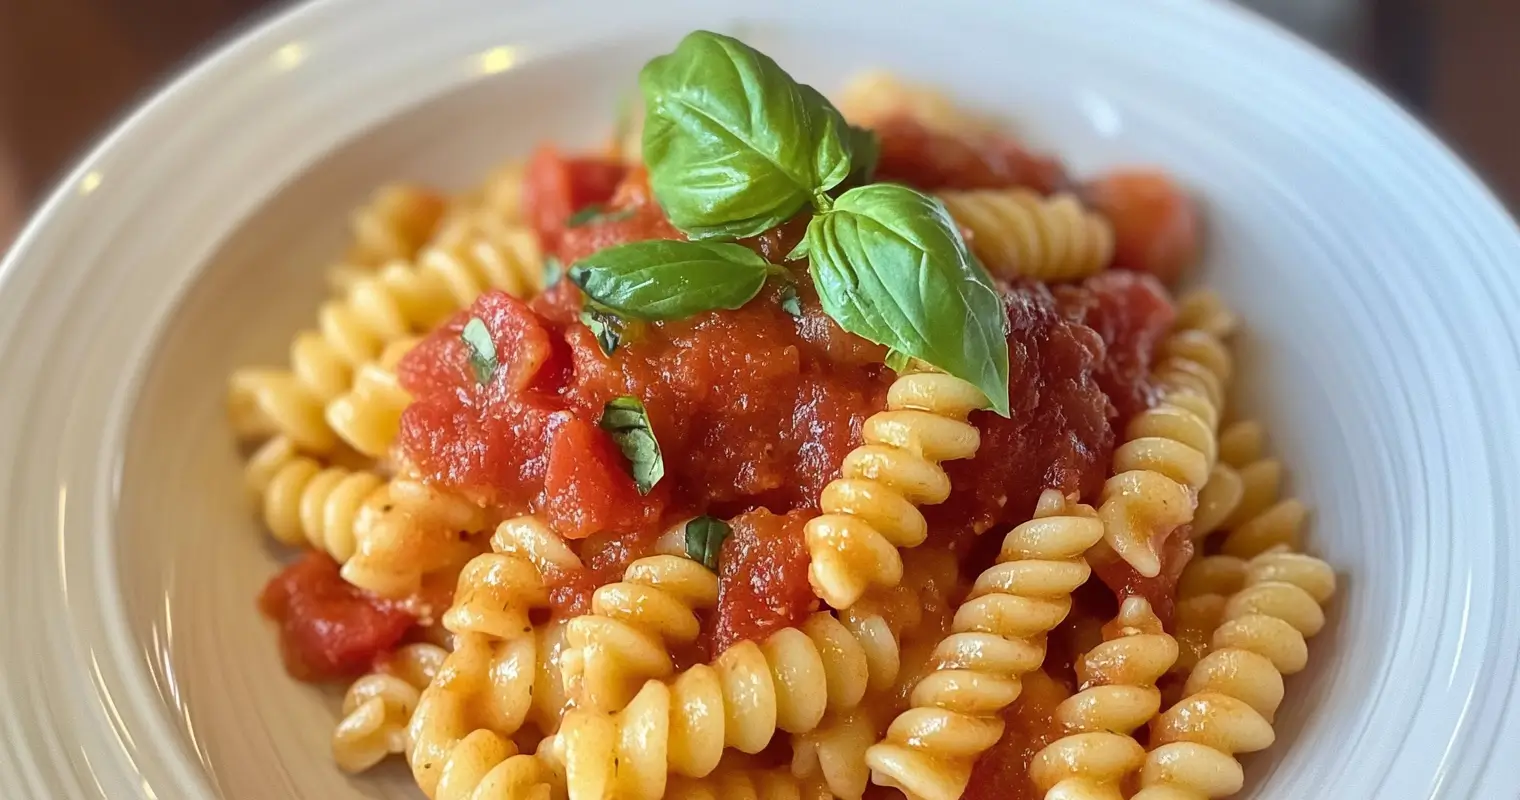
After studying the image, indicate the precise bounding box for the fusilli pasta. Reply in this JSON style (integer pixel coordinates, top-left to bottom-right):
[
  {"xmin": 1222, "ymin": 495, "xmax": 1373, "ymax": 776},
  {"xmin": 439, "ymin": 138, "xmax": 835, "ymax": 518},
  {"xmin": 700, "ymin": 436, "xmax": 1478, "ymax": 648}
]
[
  {"xmin": 1214, "ymin": 420, "xmax": 1307, "ymax": 559},
  {"xmin": 562, "ymin": 547, "xmax": 719, "ymax": 712},
  {"xmin": 333, "ymin": 642, "xmax": 448, "ymax": 773},
  {"xmin": 939, "ymin": 189, "xmax": 1115, "ymax": 283},
  {"xmin": 346, "ymin": 183, "xmax": 450, "ymax": 268},
  {"xmin": 339, "ymin": 472, "xmax": 497, "ymax": 598},
  {"xmin": 1029, "ymin": 597, "xmax": 1178, "ymax": 799},
  {"xmin": 864, "ymin": 490, "xmax": 1105, "ymax": 800},
  {"xmin": 1098, "ymin": 296, "xmax": 1235, "ymax": 576},
  {"xmin": 806, "ymin": 370, "xmax": 984, "ymax": 610},
  {"xmin": 243, "ymin": 436, "xmax": 389, "ymax": 563},
  {"xmin": 1133, "ymin": 549, "xmax": 1335, "ymax": 800},
  {"xmin": 326, "ymin": 337, "xmax": 417, "ymax": 460},
  {"xmin": 835, "ymin": 70, "xmax": 995, "ymax": 135}
]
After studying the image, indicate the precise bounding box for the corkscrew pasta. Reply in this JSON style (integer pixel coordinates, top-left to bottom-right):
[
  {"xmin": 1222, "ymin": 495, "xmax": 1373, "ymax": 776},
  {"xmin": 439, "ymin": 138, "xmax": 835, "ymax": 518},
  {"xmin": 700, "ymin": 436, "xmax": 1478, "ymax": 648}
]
[
  {"xmin": 940, "ymin": 189, "xmax": 1115, "ymax": 283},
  {"xmin": 806, "ymin": 369, "xmax": 984, "ymax": 610},
  {"xmin": 237, "ymin": 60, "xmax": 1344, "ymax": 800},
  {"xmin": 865, "ymin": 490, "xmax": 1104, "ymax": 800}
]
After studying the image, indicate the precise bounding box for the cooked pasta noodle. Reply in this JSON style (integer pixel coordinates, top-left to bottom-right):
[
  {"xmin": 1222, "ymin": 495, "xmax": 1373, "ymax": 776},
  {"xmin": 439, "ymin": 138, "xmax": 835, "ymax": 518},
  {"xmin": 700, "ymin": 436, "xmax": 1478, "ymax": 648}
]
[
  {"xmin": 333, "ymin": 643, "xmax": 448, "ymax": 773},
  {"xmin": 1133, "ymin": 549, "xmax": 1335, "ymax": 800},
  {"xmin": 562, "ymin": 546, "xmax": 719, "ymax": 712},
  {"xmin": 806, "ymin": 370, "xmax": 984, "ymax": 610},
  {"xmin": 243, "ymin": 436, "xmax": 389, "ymax": 562},
  {"xmin": 340, "ymin": 474, "xmax": 492, "ymax": 598},
  {"xmin": 347, "ymin": 183, "xmax": 450, "ymax": 268},
  {"xmin": 326, "ymin": 338, "xmax": 417, "ymax": 460},
  {"xmin": 789, "ymin": 709, "xmax": 877, "ymax": 800},
  {"xmin": 1213, "ymin": 421, "xmax": 1308, "ymax": 559},
  {"xmin": 1098, "ymin": 298, "xmax": 1235, "ymax": 576},
  {"xmin": 1029, "ymin": 597, "xmax": 1178, "ymax": 799},
  {"xmin": 939, "ymin": 189, "xmax": 1114, "ymax": 283},
  {"xmin": 835, "ymin": 70, "xmax": 994, "ymax": 135},
  {"xmin": 865, "ymin": 490, "xmax": 1105, "ymax": 800},
  {"xmin": 417, "ymin": 213, "xmax": 543, "ymax": 309}
]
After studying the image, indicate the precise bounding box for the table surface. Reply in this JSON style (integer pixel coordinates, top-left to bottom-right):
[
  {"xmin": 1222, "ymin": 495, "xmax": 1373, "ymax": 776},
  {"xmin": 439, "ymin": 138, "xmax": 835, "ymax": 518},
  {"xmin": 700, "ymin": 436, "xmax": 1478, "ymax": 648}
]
[{"xmin": 0, "ymin": 0, "xmax": 1513, "ymax": 245}]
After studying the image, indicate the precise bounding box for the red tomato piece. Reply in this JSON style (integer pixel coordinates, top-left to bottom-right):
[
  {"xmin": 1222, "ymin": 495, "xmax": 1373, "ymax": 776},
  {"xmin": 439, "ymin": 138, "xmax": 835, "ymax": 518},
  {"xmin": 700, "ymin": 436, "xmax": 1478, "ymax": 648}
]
[
  {"xmin": 522, "ymin": 145, "xmax": 628, "ymax": 252},
  {"xmin": 1082, "ymin": 169, "xmax": 1202, "ymax": 284},
  {"xmin": 258, "ymin": 551, "xmax": 415, "ymax": 683},
  {"xmin": 542, "ymin": 416, "xmax": 665, "ymax": 540},
  {"xmin": 710, "ymin": 509, "xmax": 817, "ymax": 654},
  {"xmin": 397, "ymin": 291, "xmax": 556, "ymax": 401},
  {"xmin": 1055, "ymin": 271, "xmax": 1178, "ymax": 429},
  {"xmin": 872, "ymin": 115, "xmax": 1068, "ymax": 194}
]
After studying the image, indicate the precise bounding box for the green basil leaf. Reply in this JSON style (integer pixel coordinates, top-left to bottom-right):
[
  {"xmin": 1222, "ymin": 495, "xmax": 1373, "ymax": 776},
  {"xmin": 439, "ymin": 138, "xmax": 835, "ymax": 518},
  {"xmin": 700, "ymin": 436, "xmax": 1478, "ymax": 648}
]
[
  {"xmin": 567, "ymin": 205, "xmax": 638, "ymax": 228},
  {"xmin": 884, "ymin": 349, "xmax": 911, "ymax": 372},
  {"xmin": 569, "ymin": 239, "xmax": 770, "ymax": 320},
  {"xmin": 543, "ymin": 255, "xmax": 563, "ymax": 287},
  {"xmin": 779, "ymin": 283, "xmax": 802, "ymax": 318},
  {"xmin": 804, "ymin": 183, "xmax": 1011, "ymax": 415},
  {"xmin": 600, "ymin": 396, "xmax": 664, "ymax": 494},
  {"xmin": 580, "ymin": 308, "xmax": 622, "ymax": 355},
  {"xmin": 683, "ymin": 516, "xmax": 731, "ymax": 571},
  {"xmin": 460, "ymin": 316, "xmax": 499, "ymax": 385},
  {"xmin": 640, "ymin": 30, "xmax": 852, "ymax": 239}
]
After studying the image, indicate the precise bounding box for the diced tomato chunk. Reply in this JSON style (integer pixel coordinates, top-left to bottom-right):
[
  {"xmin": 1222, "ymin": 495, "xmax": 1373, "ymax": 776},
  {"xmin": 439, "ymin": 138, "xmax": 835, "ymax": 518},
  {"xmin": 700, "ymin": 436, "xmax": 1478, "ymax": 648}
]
[
  {"xmin": 872, "ymin": 115, "xmax": 1067, "ymax": 194},
  {"xmin": 554, "ymin": 167, "xmax": 683, "ymax": 265},
  {"xmin": 523, "ymin": 145, "xmax": 629, "ymax": 252},
  {"xmin": 258, "ymin": 551, "xmax": 415, "ymax": 683},
  {"xmin": 1055, "ymin": 271, "xmax": 1178, "ymax": 429},
  {"xmin": 398, "ymin": 291, "xmax": 556, "ymax": 401},
  {"xmin": 711, "ymin": 509, "xmax": 817, "ymax": 654},
  {"xmin": 543, "ymin": 416, "xmax": 665, "ymax": 539},
  {"xmin": 1082, "ymin": 169, "xmax": 1202, "ymax": 284}
]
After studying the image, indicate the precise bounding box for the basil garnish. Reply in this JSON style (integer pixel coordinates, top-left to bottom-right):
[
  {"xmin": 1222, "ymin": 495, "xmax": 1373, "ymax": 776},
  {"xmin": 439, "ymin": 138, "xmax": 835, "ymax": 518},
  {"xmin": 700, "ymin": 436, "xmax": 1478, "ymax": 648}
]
[
  {"xmin": 844, "ymin": 124, "xmax": 880, "ymax": 187},
  {"xmin": 640, "ymin": 30, "xmax": 852, "ymax": 239},
  {"xmin": 795, "ymin": 183, "xmax": 1011, "ymax": 414},
  {"xmin": 543, "ymin": 256, "xmax": 563, "ymax": 287},
  {"xmin": 569, "ymin": 239, "xmax": 771, "ymax": 320},
  {"xmin": 580, "ymin": 308, "xmax": 622, "ymax": 356},
  {"xmin": 567, "ymin": 205, "xmax": 637, "ymax": 228},
  {"xmin": 599, "ymin": 396, "xmax": 664, "ymax": 494},
  {"xmin": 684, "ymin": 516, "xmax": 731, "ymax": 571},
  {"xmin": 460, "ymin": 316, "xmax": 499, "ymax": 385},
  {"xmin": 779, "ymin": 283, "xmax": 802, "ymax": 318}
]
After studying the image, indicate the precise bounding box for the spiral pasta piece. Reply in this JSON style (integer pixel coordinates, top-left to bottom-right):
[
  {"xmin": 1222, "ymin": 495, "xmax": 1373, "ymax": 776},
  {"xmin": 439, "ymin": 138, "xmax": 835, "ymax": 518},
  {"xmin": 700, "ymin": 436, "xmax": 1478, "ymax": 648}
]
[
  {"xmin": 340, "ymin": 474, "xmax": 492, "ymax": 597},
  {"xmin": 864, "ymin": 490, "xmax": 1105, "ymax": 800},
  {"xmin": 333, "ymin": 643, "xmax": 448, "ymax": 773},
  {"xmin": 418, "ymin": 213, "xmax": 543, "ymax": 309},
  {"xmin": 835, "ymin": 71, "xmax": 995, "ymax": 135},
  {"xmin": 1030, "ymin": 597, "xmax": 1178, "ymax": 799},
  {"xmin": 1098, "ymin": 299, "xmax": 1235, "ymax": 577},
  {"xmin": 243, "ymin": 436, "xmax": 389, "ymax": 563},
  {"xmin": 940, "ymin": 189, "xmax": 1115, "ymax": 283},
  {"xmin": 347, "ymin": 183, "xmax": 450, "ymax": 268},
  {"xmin": 1132, "ymin": 549, "xmax": 1335, "ymax": 800},
  {"xmin": 806, "ymin": 370, "xmax": 984, "ymax": 610},
  {"xmin": 1212, "ymin": 420, "xmax": 1307, "ymax": 559},
  {"xmin": 562, "ymin": 548, "xmax": 720, "ymax": 712},
  {"xmin": 408, "ymin": 516, "xmax": 579, "ymax": 797},
  {"xmin": 326, "ymin": 338, "xmax": 417, "ymax": 460}
]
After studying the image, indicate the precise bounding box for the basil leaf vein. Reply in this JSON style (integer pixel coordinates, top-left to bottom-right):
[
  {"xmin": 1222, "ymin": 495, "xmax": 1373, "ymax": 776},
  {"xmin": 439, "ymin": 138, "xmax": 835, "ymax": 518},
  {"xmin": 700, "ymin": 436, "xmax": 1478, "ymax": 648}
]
[
  {"xmin": 460, "ymin": 316, "xmax": 499, "ymax": 385},
  {"xmin": 640, "ymin": 30, "xmax": 852, "ymax": 239},
  {"xmin": 569, "ymin": 239, "xmax": 771, "ymax": 320},
  {"xmin": 683, "ymin": 516, "xmax": 731, "ymax": 571},
  {"xmin": 599, "ymin": 396, "xmax": 664, "ymax": 494},
  {"xmin": 803, "ymin": 183, "xmax": 1011, "ymax": 415}
]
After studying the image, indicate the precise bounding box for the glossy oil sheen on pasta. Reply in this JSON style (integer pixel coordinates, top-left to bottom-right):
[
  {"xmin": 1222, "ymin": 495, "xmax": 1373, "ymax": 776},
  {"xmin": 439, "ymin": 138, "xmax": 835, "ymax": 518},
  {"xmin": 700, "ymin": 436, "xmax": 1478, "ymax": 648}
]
[{"xmin": 228, "ymin": 41, "xmax": 1336, "ymax": 800}]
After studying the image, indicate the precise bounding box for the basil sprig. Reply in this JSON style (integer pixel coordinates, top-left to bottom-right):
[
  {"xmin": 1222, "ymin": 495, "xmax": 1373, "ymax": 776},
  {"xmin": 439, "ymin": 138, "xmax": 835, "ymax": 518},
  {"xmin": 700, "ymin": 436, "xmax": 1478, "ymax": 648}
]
[
  {"xmin": 684, "ymin": 516, "xmax": 732, "ymax": 571},
  {"xmin": 569, "ymin": 239, "xmax": 772, "ymax": 320},
  {"xmin": 641, "ymin": 31, "xmax": 853, "ymax": 239},
  {"xmin": 600, "ymin": 396, "xmax": 664, "ymax": 494},
  {"xmin": 460, "ymin": 316, "xmax": 498, "ymax": 385},
  {"xmin": 794, "ymin": 184, "xmax": 1011, "ymax": 414}
]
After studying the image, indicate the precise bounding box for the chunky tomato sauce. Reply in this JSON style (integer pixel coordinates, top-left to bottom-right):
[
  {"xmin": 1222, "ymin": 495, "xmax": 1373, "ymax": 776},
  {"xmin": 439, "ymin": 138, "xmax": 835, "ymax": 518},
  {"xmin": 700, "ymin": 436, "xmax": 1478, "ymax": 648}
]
[
  {"xmin": 962, "ymin": 670, "xmax": 1072, "ymax": 800},
  {"xmin": 259, "ymin": 552, "xmax": 416, "ymax": 682}
]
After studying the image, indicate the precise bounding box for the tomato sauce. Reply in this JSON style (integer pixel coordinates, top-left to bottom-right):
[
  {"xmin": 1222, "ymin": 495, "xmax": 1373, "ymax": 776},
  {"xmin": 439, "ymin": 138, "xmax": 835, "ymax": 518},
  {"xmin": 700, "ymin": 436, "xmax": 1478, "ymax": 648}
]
[
  {"xmin": 872, "ymin": 115, "xmax": 1068, "ymax": 195},
  {"xmin": 962, "ymin": 670, "xmax": 1073, "ymax": 800},
  {"xmin": 1081, "ymin": 169, "xmax": 1202, "ymax": 285},
  {"xmin": 1055, "ymin": 270, "xmax": 1177, "ymax": 429},
  {"xmin": 258, "ymin": 552, "xmax": 416, "ymax": 682},
  {"xmin": 711, "ymin": 509, "xmax": 817, "ymax": 654}
]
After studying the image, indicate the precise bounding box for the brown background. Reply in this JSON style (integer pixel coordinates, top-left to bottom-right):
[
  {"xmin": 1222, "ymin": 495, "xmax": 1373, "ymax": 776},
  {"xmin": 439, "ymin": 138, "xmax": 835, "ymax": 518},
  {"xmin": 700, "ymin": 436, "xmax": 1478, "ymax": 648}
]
[{"xmin": 0, "ymin": 0, "xmax": 1514, "ymax": 246}]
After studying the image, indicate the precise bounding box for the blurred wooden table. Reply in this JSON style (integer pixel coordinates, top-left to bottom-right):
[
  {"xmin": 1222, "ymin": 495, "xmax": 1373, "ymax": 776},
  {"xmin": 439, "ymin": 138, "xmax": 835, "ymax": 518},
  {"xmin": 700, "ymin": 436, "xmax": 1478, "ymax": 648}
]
[{"xmin": 0, "ymin": 0, "xmax": 1515, "ymax": 245}]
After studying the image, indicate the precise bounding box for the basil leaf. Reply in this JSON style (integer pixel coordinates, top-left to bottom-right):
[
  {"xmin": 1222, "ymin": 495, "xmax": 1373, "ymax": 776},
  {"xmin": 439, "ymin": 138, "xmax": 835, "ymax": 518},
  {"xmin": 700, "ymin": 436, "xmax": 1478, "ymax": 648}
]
[
  {"xmin": 569, "ymin": 239, "xmax": 770, "ymax": 320},
  {"xmin": 461, "ymin": 316, "xmax": 499, "ymax": 385},
  {"xmin": 884, "ymin": 349, "xmax": 911, "ymax": 372},
  {"xmin": 567, "ymin": 205, "xmax": 638, "ymax": 228},
  {"xmin": 684, "ymin": 516, "xmax": 731, "ymax": 571},
  {"xmin": 779, "ymin": 283, "xmax": 802, "ymax": 318},
  {"xmin": 600, "ymin": 396, "xmax": 664, "ymax": 494},
  {"xmin": 640, "ymin": 30, "xmax": 852, "ymax": 239},
  {"xmin": 803, "ymin": 183, "xmax": 1011, "ymax": 415},
  {"xmin": 580, "ymin": 308, "xmax": 622, "ymax": 355},
  {"xmin": 543, "ymin": 256, "xmax": 563, "ymax": 287}
]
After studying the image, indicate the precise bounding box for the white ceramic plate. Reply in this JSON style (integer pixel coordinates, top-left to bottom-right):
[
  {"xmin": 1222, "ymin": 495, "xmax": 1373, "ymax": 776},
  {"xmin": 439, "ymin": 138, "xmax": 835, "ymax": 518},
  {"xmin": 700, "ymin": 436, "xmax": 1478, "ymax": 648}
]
[{"xmin": 2, "ymin": 0, "xmax": 1519, "ymax": 797}]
